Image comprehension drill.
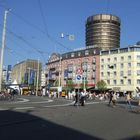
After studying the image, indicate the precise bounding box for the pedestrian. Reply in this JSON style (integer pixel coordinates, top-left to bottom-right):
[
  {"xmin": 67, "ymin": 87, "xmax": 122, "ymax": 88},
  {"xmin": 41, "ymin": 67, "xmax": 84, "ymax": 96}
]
[
  {"xmin": 80, "ymin": 90, "xmax": 86, "ymax": 106},
  {"xmin": 112, "ymin": 92, "xmax": 117, "ymax": 107},
  {"xmin": 108, "ymin": 91, "xmax": 113, "ymax": 106},
  {"xmin": 137, "ymin": 91, "xmax": 140, "ymax": 111},
  {"xmin": 126, "ymin": 92, "xmax": 132, "ymax": 109},
  {"xmin": 74, "ymin": 91, "xmax": 80, "ymax": 106}
]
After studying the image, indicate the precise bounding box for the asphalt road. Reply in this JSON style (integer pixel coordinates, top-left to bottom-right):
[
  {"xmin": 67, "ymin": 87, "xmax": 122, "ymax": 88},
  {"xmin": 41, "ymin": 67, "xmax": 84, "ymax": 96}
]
[{"xmin": 0, "ymin": 96, "xmax": 140, "ymax": 140}]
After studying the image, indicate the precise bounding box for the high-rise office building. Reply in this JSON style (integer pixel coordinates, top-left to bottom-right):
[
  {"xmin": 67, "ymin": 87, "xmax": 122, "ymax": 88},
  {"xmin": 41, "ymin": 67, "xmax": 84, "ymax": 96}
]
[{"xmin": 86, "ymin": 14, "xmax": 121, "ymax": 50}]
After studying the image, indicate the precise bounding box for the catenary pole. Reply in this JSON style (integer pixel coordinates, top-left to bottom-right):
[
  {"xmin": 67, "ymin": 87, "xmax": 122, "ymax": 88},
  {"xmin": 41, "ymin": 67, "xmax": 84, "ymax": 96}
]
[{"xmin": 0, "ymin": 10, "xmax": 10, "ymax": 92}]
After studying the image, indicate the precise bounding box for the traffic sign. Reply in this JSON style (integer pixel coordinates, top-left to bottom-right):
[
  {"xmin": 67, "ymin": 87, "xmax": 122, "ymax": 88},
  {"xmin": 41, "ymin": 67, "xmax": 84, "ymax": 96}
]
[
  {"xmin": 76, "ymin": 75, "xmax": 82, "ymax": 80},
  {"xmin": 76, "ymin": 74, "xmax": 82, "ymax": 83}
]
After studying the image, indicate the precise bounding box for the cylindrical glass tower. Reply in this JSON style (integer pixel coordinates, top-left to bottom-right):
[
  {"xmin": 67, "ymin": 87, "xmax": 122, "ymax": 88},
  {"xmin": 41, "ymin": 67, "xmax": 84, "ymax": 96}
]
[{"xmin": 86, "ymin": 14, "xmax": 121, "ymax": 50}]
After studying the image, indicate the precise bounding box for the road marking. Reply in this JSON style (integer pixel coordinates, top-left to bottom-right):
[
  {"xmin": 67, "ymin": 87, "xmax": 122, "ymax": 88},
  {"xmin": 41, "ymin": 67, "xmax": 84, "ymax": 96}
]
[
  {"xmin": 15, "ymin": 98, "xmax": 30, "ymax": 103},
  {"xmin": 15, "ymin": 107, "xmax": 35, "ymax": 110},
  {"xmin": 0, "ymin": 100, "xmax": 107, "ymax": 111},
  {"xmin": 42, "ymin": 101, "xmax": 107, "ymax": 108},
  {"xmin": 29, "ymin": 99, "xmax": 53, "ymax": 104}
]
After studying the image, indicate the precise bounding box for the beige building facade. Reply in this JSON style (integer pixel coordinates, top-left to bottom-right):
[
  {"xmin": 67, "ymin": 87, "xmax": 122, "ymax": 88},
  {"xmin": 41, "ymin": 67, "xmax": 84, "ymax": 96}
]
[
  {"xmin": 100, "ymin": 45, "xmax": 140, "ymax": 92},
  {"xmin": 12, "ymin": 59, "xmax": 42, "ymax": 86}
]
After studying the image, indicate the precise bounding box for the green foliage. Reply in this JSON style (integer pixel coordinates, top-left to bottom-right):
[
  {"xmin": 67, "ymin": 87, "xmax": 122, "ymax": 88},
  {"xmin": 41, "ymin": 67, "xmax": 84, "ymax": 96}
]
[
  {"xmin": 66, "ymin": 80, "xmax": 75, "ymax": 91},
  {"xmin": 96, "ymin": 80, "xmax": 107, "ymax": 91}
]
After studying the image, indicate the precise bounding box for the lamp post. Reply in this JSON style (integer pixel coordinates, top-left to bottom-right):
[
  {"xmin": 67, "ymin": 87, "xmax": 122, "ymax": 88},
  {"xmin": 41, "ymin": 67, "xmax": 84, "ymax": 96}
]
[
  {"xmin": 58, "ymin": 56, "xmax": 62, "ymax": 87},
  {"xmin": 83, "ymin": 62, "xmax": 87, "ymax": 91},
  {"xmin": 0, "ymin": 10, "xmax": 10, "ymax": 92},
  {"xmin": 36, "ymin": 59, "xmax": 40, "ymax": 96}
]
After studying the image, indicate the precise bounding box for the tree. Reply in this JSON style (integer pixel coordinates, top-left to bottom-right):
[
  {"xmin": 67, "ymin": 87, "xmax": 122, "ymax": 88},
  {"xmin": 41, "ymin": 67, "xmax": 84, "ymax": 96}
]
[
  {"xmin": 66, "ymin": 79, "xmax": 75, "ymax": 91},
  {"xmin": 80, "ymin": 80, "xmax": 88, "ymax": 89},
  {"xmin": 96, "ymin": 80, "xmax": 107, "ymax": 91}
]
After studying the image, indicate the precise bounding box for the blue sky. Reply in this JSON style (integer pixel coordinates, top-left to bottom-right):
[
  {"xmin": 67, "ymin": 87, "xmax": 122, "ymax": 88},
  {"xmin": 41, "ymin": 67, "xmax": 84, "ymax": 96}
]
[{"xmin": 0, "ymin": 0, "xmax": 140, "ymax": 67}]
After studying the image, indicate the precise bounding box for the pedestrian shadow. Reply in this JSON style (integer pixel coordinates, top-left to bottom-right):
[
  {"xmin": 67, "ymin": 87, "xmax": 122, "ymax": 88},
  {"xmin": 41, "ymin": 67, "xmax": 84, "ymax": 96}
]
[{"xmin": 0, "ymin": 110, "xmax": 101, "ymax": 140}]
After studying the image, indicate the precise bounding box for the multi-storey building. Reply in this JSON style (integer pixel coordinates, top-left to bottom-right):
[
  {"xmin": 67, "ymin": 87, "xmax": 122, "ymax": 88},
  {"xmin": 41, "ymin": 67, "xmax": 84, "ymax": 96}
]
[
  {"xmin": 46, "ymin": 47, "xmax": 100, "ymax": 90},
  {"xmin": 86, "ymin": 14, "xmax": 120, "ymax": 50},
  {"xmin": 100, "ymin": 44, "xmax": 140, "ymax": 92},
  {"xmin": 12, "ymin": 59, "xmax": 42, "ymax": 86}
]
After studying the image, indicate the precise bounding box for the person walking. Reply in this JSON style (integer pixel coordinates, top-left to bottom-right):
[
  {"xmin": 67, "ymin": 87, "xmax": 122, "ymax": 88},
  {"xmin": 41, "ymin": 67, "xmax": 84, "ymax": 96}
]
[
  {"xmin": 112, "ymin": 92, "xmax": 117, "ymax": 107},
  {"xmin": 108, "ymin": 91, "xmax": 113, "ymax": 106},
  {"xmin": 74, "ymin": 91, "xmax": 80, "ymax": 106},
  {"xmin": 126, "ymin": 92, "xmax": 132, "ymax": 109},
  {"xmin": 80, "ymin": 90, "xmax": 86, "ymax": 106}
]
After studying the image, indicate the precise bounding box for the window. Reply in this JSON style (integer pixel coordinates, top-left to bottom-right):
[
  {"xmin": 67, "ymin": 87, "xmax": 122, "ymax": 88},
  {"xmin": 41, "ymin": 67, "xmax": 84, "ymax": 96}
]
[
  {"xmin": 71, "ymin": 53, "xmax": 75, "ymax": 57},
  {"xmin": 120, "ymin": 79, "xmax": 124, "ymax": 85},
  {"xmin": 128, "ymin": 55, "xmax": 131, "ymax": 60},
  {"xmin": 128, "ymin": 70, "xmax": 131, "ymax": 76},
  {"xmin": 114, "ymin": 64, "xmax": 117, "ymax": 69},
  {"xmin": 120, "ymin": 63, "xmax": 124, "ymax": 69},
  {"xmin": 101, "ymin": 72, "xmax": 104, "ymax": 77},
  {"xmin": 113, "ymin": 71, "xmax": 117, "ymax": 77},
  {"xmin": 101, "ymin": 59, "xmax": 104, "ymax": 63},
  {"xmin": 137, "ymin": 70, "xmax": 140, "ymax": 76},
  {"xmin": 85, "ymin": 50, "xmax": 89, "ymax": 55},
  {"xmin": 107, "ymin": 80, "xmax": 110, "ymax": 85},
  {"xmin": 78, "ymin": 52, "xmax": 81, "ymax": 56},
  {"xmin": 137, "ymin": 55, "xmax": 140, "ymax": 60},
  {"xmin": 137, "ymin": 80, "xmax": 140, "ymax": 85},
  {"xmin": 107, "ymin": 72, "xmax": 110, "ymax": 76},
  {"xmin": 101, "ymin": 65, "xmax": 104, "ymax": 70},
  {"xmin": 128, "ymin": 79, "xmax": 131, "ymax": 85},
  {"xmin": 121, "ymin": 56, "xmax": 124, "ymax": 61},
  {"xmin": 108, "ymin": 58, "xmax": 110, "ymax": 62},
  {"xmin": 68, "ymin": 64, "xmax": 73, "ymax": 72},
  {"xmin": 93, "ymin": 57, "xmax": 96, "ymax": 63},
  {"xmin": 128, "ymin": 63, "xmax": 131, "ymax": 68},
  {"xmin": 113, "ymin": 80, "xmax": 117, "ymax": 85},
  {"xmin": 120, "ymin": 71, "xmax": 124, "ymax": 77},
  {"xmin": 114, "ymin": 57, "xmax": 117, "ymax": 61},
  {"xmin": 137, "ymin": 63, "xmax": 140, "ymax": 67}
]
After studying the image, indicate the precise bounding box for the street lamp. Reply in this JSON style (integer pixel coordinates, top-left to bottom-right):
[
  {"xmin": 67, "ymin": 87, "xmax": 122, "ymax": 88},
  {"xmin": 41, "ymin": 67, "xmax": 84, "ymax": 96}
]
[
  {"xmin": 0, "ymin": 9, "xmax": 10, "ymax": 92},
  {"xmin": 58, "ymin": 56, "xmax": 62, "ymax": 87},
  {"xmin": 61, "ymin": 33, "xmax": 75, "ymax": 41},
  {"xmin": 83, "ymin": 62, "xmax": 87, "ymax": 91}
]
